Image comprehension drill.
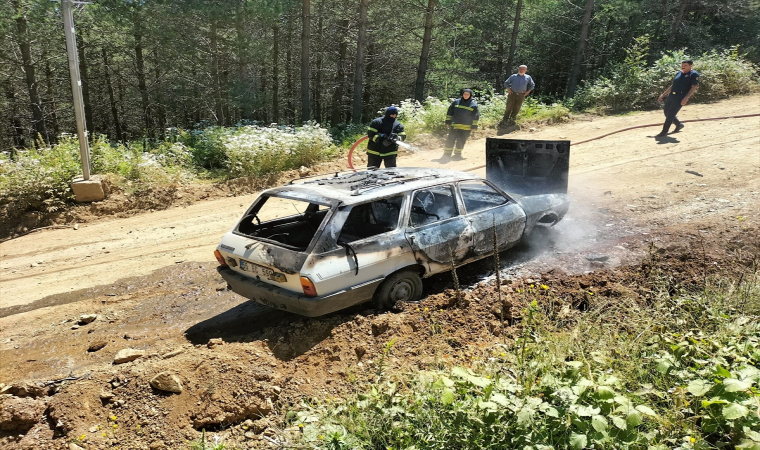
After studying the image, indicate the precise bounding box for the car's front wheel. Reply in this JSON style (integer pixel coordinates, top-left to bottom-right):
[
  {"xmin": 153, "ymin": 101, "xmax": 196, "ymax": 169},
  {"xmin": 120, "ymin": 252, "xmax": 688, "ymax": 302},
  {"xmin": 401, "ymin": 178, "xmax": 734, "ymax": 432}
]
[{"xmin": 375, "ymin": 270, "xmax": 423, "ymax": 309}]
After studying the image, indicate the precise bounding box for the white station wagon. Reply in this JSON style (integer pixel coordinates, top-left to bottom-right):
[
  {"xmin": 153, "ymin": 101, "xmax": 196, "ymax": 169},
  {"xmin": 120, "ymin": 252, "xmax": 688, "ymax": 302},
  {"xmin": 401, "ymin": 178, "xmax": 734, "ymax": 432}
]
[{"xmin": 214, "ymin": 139, "xmax": 570, "ymax": 317}]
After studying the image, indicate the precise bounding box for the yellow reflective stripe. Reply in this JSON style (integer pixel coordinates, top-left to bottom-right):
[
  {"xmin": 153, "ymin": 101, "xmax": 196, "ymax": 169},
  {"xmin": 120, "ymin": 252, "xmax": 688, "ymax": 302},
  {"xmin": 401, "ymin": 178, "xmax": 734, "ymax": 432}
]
[
  {"xmin": 472, "ymin": 120, "xmax": 479, "ymax": 126},
  {"xmin": 445, "ymin": 115, "xmax": 452, "ymax": 120},
  {"xmin": 455, "ymin": 105, "xmax": 474, "ymax": 111},
  {"xmin": 367, "ymin": 149, "xmax": 398, "ymax": 156},
  {"xmin": 367, "ymin": 127, "xmax": 378, "ymax": 132},
  {"xmin": 397, "ymin": 132, "xmax": 406, "ymax": 136},
  {"xmin": 452, "ymin": 124, "xmax": 473, "ymax": 130}
]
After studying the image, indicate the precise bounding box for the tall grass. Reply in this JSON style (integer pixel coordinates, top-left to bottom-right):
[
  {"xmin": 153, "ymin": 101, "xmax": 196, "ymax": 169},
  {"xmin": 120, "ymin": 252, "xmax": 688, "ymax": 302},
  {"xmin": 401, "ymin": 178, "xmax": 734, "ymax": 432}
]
[{"xmin": 290, "ymin": 258, "xmax": 760, "ymax": 449}]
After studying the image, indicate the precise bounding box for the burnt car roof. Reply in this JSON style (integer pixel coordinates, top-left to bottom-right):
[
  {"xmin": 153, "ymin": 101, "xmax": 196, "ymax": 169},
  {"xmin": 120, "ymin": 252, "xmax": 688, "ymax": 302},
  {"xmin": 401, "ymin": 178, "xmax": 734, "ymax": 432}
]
[{"xmin": 263, "ymin": 168, "xmax": 482, "ymax": 205}]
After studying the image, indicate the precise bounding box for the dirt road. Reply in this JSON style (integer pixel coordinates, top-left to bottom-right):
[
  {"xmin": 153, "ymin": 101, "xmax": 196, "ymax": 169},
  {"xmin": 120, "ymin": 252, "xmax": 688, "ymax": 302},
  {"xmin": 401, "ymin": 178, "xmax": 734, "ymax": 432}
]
[
  {"xmin": 2, "ymin": 95, "xmax": 757, "ymax": 310},
  {"xmin": 0, "ymin": 95, "xmax": 758, "ymax": 450}
]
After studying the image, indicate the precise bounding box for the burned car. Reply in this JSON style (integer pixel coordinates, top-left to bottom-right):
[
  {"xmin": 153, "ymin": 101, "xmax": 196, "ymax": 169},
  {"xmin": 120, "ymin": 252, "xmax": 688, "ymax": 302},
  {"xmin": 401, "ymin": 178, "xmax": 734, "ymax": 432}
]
[{"xmin": 214, "ymin": 139, "xmax": 570, "ymax": 317}]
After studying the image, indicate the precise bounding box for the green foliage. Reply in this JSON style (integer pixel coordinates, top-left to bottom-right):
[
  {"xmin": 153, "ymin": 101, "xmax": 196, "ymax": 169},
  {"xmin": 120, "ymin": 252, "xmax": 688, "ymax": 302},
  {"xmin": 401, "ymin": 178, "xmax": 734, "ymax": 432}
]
[
  {"xmin": 291, "ymin": 268, "xmax": 760, "ymax": 449},
  {"xmin": 220, "ymin": 123, "xmax": 336, "ymax": 177},
  {"xmin": 0, "ymin": 136, "xmax": 80, "ymax": 222},
  {"xmin": 575, "ymin": 42, "xmax": 760, "ymax": 112},
  {"xmin": 397, "ymin": 94, "xmax": 570, "ymax": 139}
]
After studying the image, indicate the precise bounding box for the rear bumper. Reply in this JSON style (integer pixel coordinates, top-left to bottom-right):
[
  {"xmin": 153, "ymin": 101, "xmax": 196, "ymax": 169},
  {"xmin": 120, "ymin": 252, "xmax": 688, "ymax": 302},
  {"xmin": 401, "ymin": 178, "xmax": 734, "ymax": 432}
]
[{"xmin": 217, "ymin": 267, "xmax": 382, "ymax": 317}]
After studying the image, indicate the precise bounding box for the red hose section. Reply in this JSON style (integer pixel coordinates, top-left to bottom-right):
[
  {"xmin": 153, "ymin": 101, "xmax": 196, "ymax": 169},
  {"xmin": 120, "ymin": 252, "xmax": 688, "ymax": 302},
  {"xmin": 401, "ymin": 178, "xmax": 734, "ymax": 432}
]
[
  {"xmin": 347, "ymin": 135, "xmax": 369, "ymax": 170},
  {"xmin": 460, "ymin": 112, "xmax": 760, "ymax": 173}
]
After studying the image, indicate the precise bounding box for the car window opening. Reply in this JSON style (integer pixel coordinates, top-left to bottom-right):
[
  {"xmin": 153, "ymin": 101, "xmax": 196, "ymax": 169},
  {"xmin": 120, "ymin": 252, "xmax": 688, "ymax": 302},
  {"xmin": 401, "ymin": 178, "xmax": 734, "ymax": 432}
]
[
  {"xmin": 236, "ymin": 196, "xmax": 330, "ymax": 251},
  {"xmin": 459, "ymin": 180, "xmax": 509, "ymax": 214},
  {"xmin": 410, "ymin": 185, "xmax": 458, "ymax": 227},
  {"xmin": 338, "ymin": 195, "xmax": 404, "ymax": 244}
]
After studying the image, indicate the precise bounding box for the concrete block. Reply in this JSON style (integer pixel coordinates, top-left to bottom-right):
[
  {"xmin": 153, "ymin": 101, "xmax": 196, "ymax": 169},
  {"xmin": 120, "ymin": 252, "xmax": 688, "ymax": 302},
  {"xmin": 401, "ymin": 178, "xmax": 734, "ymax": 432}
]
[{"xmin": 71, "ymin": 175, "xmax": 105, "ymax": 203}]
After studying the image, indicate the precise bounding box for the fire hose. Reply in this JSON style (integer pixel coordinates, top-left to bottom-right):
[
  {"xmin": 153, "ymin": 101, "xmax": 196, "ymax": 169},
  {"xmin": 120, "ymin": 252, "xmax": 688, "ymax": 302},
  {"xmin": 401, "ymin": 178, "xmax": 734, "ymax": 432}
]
[{"xmin": 346, "ymin": 113, "xmax": 760, "ymax": 172}]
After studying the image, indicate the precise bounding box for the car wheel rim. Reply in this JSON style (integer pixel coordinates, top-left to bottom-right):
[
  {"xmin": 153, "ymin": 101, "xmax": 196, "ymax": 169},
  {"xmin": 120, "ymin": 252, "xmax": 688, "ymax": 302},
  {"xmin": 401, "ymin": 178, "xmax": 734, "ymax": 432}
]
[{"xmin": 389, "ymin": 279, "xmax": 415, "ymax": 303}]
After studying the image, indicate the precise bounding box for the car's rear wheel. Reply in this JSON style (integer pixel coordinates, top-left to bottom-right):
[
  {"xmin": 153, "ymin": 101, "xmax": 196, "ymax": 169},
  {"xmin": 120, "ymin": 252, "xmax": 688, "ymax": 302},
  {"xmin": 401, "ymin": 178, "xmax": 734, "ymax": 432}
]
[{"xmin": 375, "ymin": 270, "xmax": 423, "ymax": 309}]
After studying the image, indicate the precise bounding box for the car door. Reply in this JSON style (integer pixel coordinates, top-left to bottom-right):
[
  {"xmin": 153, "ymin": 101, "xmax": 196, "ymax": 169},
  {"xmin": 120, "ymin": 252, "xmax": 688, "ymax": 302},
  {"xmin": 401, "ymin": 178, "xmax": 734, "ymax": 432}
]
[
  {"xmin": 404, "ymin": 184, "xmax": 474, "ymax": 273},
  {"xmin": 458, "ymin": 180, "xmax": 526, "ymax": 257}
]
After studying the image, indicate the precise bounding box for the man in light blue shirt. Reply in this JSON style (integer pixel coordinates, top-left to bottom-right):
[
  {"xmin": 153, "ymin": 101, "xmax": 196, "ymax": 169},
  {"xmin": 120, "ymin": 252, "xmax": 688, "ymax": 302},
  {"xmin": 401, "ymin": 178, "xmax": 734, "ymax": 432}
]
[{"xmin": 502, "ymin": 65, "xmax": 535, "ymax": 126}]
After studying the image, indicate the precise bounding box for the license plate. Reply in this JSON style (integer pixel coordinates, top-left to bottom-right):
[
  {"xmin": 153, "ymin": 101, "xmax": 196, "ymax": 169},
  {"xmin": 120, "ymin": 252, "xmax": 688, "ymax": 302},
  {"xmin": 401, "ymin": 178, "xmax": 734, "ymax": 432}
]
[{"xmin": 239, "ymin": 259, "xmax": 274, "ymax": 278}]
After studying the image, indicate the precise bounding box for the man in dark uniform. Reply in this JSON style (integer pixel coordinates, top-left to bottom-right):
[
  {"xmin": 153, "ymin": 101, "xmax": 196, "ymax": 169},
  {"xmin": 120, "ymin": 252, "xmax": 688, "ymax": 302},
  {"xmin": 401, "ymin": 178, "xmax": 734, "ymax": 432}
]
[
  {"xmin": 443, "ymin": 89, "xmax": 479, "ymax": 159},
  {"xmin": 656, "ymin": 60, "xmax": 699, "ymax": 137},
  {"xmin": 366, "ymin": 106, "xmax": 406, "ymax": 168}
]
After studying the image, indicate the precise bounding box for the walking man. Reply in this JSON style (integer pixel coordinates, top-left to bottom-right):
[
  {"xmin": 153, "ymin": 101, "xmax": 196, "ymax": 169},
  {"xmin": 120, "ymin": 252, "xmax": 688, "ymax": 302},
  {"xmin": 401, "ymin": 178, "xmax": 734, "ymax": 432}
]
[
  {"xmin": 656, "ymin": 59, "xmax": 699, "ymax": 137},
  {"xmin": 366, "ymin": 106, "xmax": 406, "ymax": 168},
  {"xmin": 501, "ymin": 65, "xmax": 535, "ymax": 126},
  {"xmin": 444, "ymin": 89, "xmax": 479, "ymax": 159}
]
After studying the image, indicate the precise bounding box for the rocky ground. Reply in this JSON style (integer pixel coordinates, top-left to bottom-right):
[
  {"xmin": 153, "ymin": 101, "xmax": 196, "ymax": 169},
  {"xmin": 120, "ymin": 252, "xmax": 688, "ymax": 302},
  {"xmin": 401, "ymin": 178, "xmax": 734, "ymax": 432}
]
[{"xmin": 0, "ymin": 94, "xmax": 758, "ymax": 449}]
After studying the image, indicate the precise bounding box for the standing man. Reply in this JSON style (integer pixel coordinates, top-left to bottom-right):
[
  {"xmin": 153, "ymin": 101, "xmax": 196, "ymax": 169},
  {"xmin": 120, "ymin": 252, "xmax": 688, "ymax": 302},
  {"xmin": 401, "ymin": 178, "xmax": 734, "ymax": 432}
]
[
  {"xmin": 366, "ymin": 106, "xmax": 406, "ymax": 168},
  {"xmin": 443, "ymin": 89, "xmax": 479, "ymax": 159},
  {"xmin": 656, "ymin": 60, "xmax": 699, "ymax": 137},
  {"xmin": 501, "ymin": 65, "xmax": 535, "ymax": 126}
]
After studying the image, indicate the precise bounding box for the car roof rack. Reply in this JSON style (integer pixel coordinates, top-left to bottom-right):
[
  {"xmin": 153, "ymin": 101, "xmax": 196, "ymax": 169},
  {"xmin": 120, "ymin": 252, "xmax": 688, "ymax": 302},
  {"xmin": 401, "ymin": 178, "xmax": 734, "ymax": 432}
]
[{"xmin": 287, "ymin": 167, "xmax": 379, "ymax": 185}]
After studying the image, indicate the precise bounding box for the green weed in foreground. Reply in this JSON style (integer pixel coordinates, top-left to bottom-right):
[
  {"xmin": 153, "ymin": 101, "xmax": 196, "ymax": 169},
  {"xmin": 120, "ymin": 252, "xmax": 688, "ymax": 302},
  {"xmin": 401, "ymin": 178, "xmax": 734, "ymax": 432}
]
[{"xmin": 291, "ymin": 269, "xmax": 760, "ymax": 450}]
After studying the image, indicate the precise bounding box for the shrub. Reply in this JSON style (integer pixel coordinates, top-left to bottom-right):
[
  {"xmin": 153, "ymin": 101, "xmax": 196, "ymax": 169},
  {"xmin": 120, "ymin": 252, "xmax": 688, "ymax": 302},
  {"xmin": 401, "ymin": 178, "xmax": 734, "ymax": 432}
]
[
  {"xmin": 222, "ymin": 123, "xmax": 336, "ymax": 177},
  {"xmin": 0, "ymin": 136, "xmax": 80, "ymax": 223},
  {"xmin": 575, "ymin": 40, "xmax": 760, "ymax": 112},
  {"xmin": 291, "ymin": 270, "xmax": 760, "ymax": 449}
]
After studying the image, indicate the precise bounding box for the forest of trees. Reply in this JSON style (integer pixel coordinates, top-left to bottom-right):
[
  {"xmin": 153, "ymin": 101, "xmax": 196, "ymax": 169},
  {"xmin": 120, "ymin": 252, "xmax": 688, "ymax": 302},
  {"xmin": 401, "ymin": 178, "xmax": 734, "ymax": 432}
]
[{"xmin": 1, "ymin": 0, "xmax": 758, "ymax": 150}]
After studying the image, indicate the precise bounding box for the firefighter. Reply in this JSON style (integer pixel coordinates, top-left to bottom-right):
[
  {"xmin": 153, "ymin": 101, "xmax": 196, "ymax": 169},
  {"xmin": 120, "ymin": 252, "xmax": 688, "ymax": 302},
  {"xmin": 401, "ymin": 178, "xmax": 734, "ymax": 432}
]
[
  {"xmin": 656, "ymin": 60, "xmax": 699, "ymax": 137},
  {"xmin": 443, "ymin": 89, "xmax": 479, "ymax": 159},
  {"xmin": 366, "ymin": 106, "xmax": 406, "ymax": 168}
]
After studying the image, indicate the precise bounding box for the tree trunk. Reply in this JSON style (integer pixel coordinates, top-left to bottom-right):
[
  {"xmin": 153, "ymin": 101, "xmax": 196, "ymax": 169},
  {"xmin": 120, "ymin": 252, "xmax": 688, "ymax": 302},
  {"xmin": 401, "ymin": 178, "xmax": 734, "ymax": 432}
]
[
  {"xmin": 351, "ymin": 0, "xmax": 369, "ymax": 124},
  {"xmin": 495, "ymin": 39, "xmax": 504, "ymax": 93},
  {"xmin": 77, "ymin": 32, "xmax": 93, "ymax": 136},
  {"xmin": 102, "ymin": 49, "xmax": 122, "ymax": 141},
  {"xmin": 362, "ymin": 43, "xmax": 374, "ymax": 114},
  {"xmin": 235, "ymin": 0, "xmax": 250, "ymax": 120},
  {"xmin": 14, "ymin": 1, "xmax": 48, "ymax": 144},
  {"xmin": 506, "ymin": 0, "xmax": 524, "ymax": 80},
  {"xmin": 414, "ymin": 0, "xmax": 436, "ymax": 101},
  {"xmin": 567, "ymin": 0, "xmax": 594, "ymax": 97},
  {"xmin": 153, "ymin": 48, "xmax": 166, "ymax": 138},
  {"xmin": 272, "ymin": 24, "xmax": 280, "ymax": 124},
  {"xmin": 134, "ymin": 25, "xmax": 152, "ymax": 138},
  {"xmin": 653, "ymin": 0, "xmax": 669, "ymax": 54},
  {"xmin": 668, "ymin": 0, "xmax": 687, "ymax": 47},
  {"xmin": 301, "ymin": 0, "xmax": 311, "ymax": 123},
  {"xmin": 44, "ymin": 57, "xmax": 60, "ymax": 140},
  {"xmin": 211, "ymin": 21, "xmax": 224, "ymax": 126},
  {"xmin": 331, "ymin": 19, "xmax": 349, "ymax": 125},
  {"xmin": 314, "ymin": 12, "xmax": 323, "ymax": 124},
  {"xmin": 286, "ymin": 17, "xmax": 294, "ymax": 124},
  {"xmin": 5, "ymin": 80, "xmax": 25, "ymax": 151}
]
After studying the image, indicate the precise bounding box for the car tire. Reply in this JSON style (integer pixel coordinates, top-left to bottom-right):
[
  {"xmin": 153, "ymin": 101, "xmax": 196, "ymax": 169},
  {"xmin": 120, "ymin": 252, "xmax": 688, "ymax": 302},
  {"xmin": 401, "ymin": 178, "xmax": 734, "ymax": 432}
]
[{"xmin": 375, "ymin": 270, "xmax": 423, "ymax": 309}]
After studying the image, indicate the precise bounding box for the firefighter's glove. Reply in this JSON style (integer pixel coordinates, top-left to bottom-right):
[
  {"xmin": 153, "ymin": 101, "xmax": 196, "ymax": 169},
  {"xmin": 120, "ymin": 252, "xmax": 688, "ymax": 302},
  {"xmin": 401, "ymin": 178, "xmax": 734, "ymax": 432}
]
[
  {"xmin": 377, "ymin": 133, "xmax": 387, "ymax": 140},
  {"xmin": 389, "ymin": 133, "xmax": 399, "ymax": 142}
]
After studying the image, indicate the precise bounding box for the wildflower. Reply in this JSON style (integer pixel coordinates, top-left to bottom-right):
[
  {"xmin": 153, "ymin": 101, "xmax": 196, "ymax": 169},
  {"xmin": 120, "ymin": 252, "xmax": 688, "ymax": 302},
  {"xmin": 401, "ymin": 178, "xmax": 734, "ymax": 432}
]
[
  {"xmin": 79, "ymin": 434, "xmax": 86, "ymax": 441},
  {"xmin": 541, "ymin": 284, "xmax": 548, "ymax": 290},
  {"xmin": 298, "ymin": 423, "xmax": 304, "ymax": 428},
  {"xmin": 319, "ymin": 435, "xmax": 324, "ymax": 440},
  {"xmin": 737, "ymin": 216, "xmax": 744, "ymax": 221},
  {"xmin": 690, "ymin": 437, "xmax": 696, "ymax": 443},
  {"xmin": 500, "ymin": 352, "xmax": 505, "ymax": 357},
  {"xmin": 109, "ymin": 415, "xmax": 117, "ymax": 421},
  {"xmin": 588, "ymin": 291, "xmax": 594, "ymax": 296},
  {"xmin": 424, "ymin": 307, "xmax": 429, "ymax": 312}
]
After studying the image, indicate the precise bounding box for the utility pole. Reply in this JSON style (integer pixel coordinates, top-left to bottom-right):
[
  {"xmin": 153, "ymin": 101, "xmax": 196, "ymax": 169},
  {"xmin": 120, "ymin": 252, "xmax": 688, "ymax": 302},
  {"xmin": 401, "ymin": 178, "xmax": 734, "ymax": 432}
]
[{"xmin": 61, "ymin": 0, "xmax": 91, "ymax": 180}]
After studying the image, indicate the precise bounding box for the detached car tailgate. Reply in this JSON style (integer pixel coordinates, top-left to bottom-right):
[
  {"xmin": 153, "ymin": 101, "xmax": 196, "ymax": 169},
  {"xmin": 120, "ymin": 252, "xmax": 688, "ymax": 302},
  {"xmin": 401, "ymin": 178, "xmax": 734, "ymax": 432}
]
[{"xmin": 485, "ymin": 138, "xmax": 570, "ymax": 195}]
